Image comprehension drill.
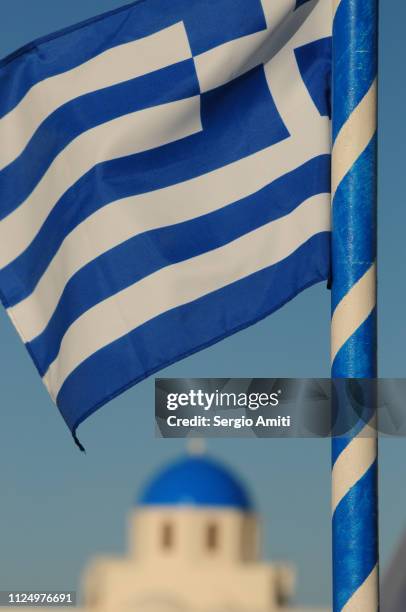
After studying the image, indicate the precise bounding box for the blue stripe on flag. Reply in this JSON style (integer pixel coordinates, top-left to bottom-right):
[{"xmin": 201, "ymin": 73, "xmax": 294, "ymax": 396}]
[
  {"xmin": 0, "ymin": 60, "xmax": 199, "ymax": 220},
  {"xmin": 294, "ymin": 38, "xmax": 331, "ymax": 117},
  {"xmin": 29, "ymin": 155, "xmax": 330, "ymax": 375},
  {"xmin": 55, "ymin": 232, "xmax": 330, "ymax": 433},
  {"xmin": 2, "ymin": 65, "xmax": 289, "ymax": 307},
  {"xmin": 0, "ymin": 0, "xmax": 266, "ymax": 118}
]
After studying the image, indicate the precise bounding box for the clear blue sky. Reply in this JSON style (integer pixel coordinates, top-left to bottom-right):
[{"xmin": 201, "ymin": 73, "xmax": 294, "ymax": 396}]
[{"xmin": 0, "ymin": 1, "xmax": 405, "ymax": 608}]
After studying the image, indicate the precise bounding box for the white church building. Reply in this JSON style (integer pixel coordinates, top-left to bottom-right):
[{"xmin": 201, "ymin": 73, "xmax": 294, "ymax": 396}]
[{"xmin": 5, "ymin": 453, "xmax": 328, "ymax": 612}]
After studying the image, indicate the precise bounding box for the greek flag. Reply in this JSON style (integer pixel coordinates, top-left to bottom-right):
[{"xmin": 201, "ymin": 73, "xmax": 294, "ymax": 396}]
[{"xmin": 0, "ymin": 0, "xmax": 331, "ymax": 442}]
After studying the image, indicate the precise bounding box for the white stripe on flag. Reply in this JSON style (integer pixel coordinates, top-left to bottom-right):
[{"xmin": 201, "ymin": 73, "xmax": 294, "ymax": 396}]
[
  {"xmin": 195, "ymin": 0, "xmax": 331, "ymax": 95},
  {"xmin": 260, "ymin": 0, "xmax": 296, "ymax": 30},
  {"xmin": 263, "ymin": 0, "xmax": 331, "ymax": 136},
  {"xmin": 297, "ymin": 0, "xmax": 332, "ymax": 42},
  {"xmin": 264, "ymin": 41, "xmax": 325, "ymax": 135},
  {"xmin": 43, "ymin": 193, "xmax": 330, "ymax": 398},
  {"xmin": 0, "ymin": 22, "xmax": 192, "ymax": 171},
  {"xmin": 10, "ymin": 129, "xmax": 329, "ymax": 342},
  {"xmin": 0, "ymin": 95, "xmax": 202, "ymax": 269},
  {"xmin": 195, "ymin": 29, "xmax": 270, "ymax": 93}
]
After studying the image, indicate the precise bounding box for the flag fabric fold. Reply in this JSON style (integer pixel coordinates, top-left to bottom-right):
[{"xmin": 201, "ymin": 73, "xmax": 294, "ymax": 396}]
[{"xmin": 0, "ymin": 0, "xmax": 331, "ymax": 439}]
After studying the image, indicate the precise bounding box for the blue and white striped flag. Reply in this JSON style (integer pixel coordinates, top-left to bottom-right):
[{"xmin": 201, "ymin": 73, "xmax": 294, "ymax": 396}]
[{"xmin": 0, "ymin": 0, "xmax": 331, "ymax": 442}]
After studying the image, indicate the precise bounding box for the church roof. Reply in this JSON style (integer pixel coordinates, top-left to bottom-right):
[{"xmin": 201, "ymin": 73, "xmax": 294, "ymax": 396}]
[{"xmin": 139, "ymin": 455, "xmax": 252, "ymax": 510}]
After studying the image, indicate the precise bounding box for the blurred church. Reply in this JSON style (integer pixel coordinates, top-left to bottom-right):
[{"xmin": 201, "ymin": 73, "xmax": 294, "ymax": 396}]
[{"xmin": 4, "ymin": 452, "xmax": 328, "ymax": 611}]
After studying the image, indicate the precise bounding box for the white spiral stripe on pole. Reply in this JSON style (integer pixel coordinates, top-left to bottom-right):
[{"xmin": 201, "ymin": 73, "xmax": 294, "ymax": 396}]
[
  {"xmin": 332, "ymin": 425, "xmax": 377, "ymax": 513},
  {"xmin": 332, "ymin": 80, "xmax": 377, "ymax": 198},
  {"xmin": 342, "ymin": 566, "xmax": 379, "ymax": 612},
  {"xmin": 331, "ymin": 263, "xmax": 376, "ymax": 363}
]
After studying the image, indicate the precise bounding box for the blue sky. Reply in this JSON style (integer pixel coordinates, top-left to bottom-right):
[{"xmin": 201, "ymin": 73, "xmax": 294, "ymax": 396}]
[{"xmin": 0, "ymin": 1, "xmax": 406, "ymax": 607}]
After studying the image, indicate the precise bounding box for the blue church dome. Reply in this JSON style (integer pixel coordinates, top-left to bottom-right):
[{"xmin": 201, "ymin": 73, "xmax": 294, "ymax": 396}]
[{"xmin": 139, "ymin": 455, "xmax": 252, "ymax": 510}]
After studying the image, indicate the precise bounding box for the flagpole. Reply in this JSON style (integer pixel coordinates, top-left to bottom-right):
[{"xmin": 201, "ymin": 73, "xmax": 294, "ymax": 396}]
[{"xmin": 331, "ymin": 0, "xmax": 379, "ymax": 610}]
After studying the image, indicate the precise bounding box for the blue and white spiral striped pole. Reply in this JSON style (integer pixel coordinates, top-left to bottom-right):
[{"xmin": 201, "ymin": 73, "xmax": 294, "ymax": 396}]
[{"xmin": 331, "ymin": 0, "xmax": 379, "ymax": 610}]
